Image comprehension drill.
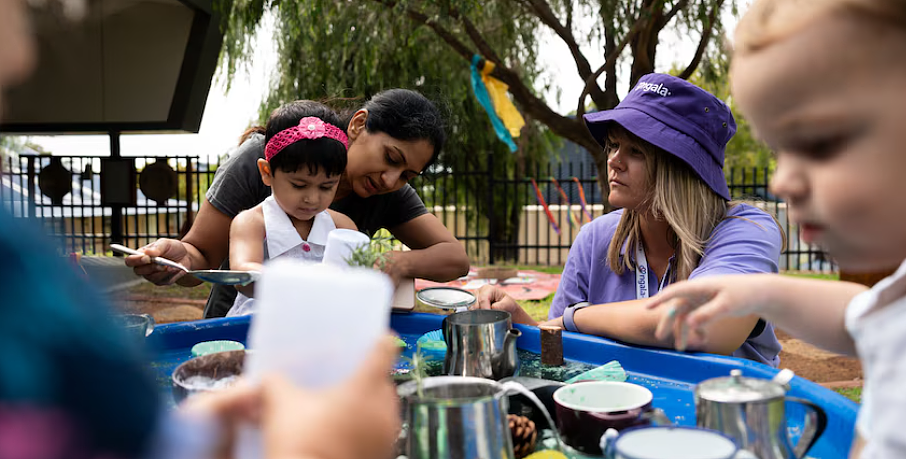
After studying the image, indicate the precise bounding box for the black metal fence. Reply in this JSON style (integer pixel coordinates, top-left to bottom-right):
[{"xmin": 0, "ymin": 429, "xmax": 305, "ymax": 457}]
[
  {"xmin": 1, "ymin": 155, "xmax": 215, "ymax": 255},
  {"xmin": 1, "ymin": 153, "xmax": 833, "ymax": 272}
]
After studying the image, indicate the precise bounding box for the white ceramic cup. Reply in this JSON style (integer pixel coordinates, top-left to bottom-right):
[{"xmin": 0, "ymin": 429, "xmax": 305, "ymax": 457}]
[
  {"xmin": 606, "ymin": 426, "xmax": 741, "ymax": 459},
  {"xmin": 321, "ymin": 228, "xmax": 371, "ymax": 268}
]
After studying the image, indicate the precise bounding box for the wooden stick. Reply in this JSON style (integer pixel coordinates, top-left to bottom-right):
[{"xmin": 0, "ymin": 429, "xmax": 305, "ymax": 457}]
[{"xmin": 540, "ymin": 325, "xmax": 563, "ymax": 366}]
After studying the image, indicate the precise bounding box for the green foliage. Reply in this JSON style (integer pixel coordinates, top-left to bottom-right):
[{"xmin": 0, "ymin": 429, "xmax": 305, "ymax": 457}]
[
  {"xmin": 782, "ymin": 271, "xmax": 840, "ymax": 281},
  {"xmin": 0, "ymin": 135, "xmax": 27, "ymax": 162},
  {"xmin": 833, "ymin": 387, "xmax": 862, "ymax": 404},
  {"xmin": 345, "ymin": 234, "xmax": 395, "ymax": 269}
]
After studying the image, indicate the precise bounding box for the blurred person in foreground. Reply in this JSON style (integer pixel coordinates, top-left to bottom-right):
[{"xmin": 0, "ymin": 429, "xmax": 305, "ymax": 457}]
[
  {"xmin": 648, "ymin": 1, "xmax": 906, "ymax": 458},
  {"xmin": 0, "ymin": 1, "xmax": 400, "ymax": 458}
]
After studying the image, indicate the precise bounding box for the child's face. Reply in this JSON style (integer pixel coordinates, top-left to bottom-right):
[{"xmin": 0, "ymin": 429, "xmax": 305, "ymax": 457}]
[
  {"xmin": 260, "ymin": 162, "xmax": 340, "ymax": 222},
  {"xmin": 732, "ymin": 13, "xmax": 906, "ymax": 271}
]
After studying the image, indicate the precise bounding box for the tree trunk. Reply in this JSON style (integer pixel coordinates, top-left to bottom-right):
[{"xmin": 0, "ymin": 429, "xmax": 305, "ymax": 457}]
[{"xmin": 629, "ymin": 0, "xmax": 662, "ymax": 86}]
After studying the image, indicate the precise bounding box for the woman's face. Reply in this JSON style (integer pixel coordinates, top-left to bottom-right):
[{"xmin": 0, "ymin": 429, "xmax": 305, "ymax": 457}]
[
  {"xmin": 344, "ymin": 110, "xmax": 434, "ymax": 198},
  {"xmin": 605, "ymin": 127, "xmax": 651, "ymax": 210}
]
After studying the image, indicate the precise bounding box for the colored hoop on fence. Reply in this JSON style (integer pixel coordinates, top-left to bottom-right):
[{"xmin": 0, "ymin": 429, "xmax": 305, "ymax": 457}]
[
  {"xmin": 572, "ymin": 177, "xmax": 594, "ymax": 222},
  {"xmin": 550, "ymin": 177, "xmax": 581, "ymax": 228},
  {"xmin": 530, "ymin": 178, "xmax": 560, "ymax": 235}
]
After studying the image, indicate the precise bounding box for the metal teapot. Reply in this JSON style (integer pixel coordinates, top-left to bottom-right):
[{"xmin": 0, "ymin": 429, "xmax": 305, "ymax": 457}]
[
  {"xmin": 695, "ymin": 369, "xmax": 827, "ymax": 459},
  {"xmin": 442, "ymin": 309, "xmax": 521, "ymax": 380}
]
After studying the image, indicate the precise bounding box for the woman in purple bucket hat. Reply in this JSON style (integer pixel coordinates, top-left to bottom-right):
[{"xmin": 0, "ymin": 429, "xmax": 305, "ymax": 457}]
[{"xmin": 474, "ymin": 73, "xmax": 785, "ymax": 366}]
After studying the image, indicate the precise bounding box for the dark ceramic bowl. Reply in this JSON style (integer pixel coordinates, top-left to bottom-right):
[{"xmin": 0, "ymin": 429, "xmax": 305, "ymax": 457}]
[
  {"xmin": 172, "ymin": 350, "xmax": 245, "ymax": 403},
  {"xmin": 553, "ymin": 381, "xmax": 654, "ymax": 455}
]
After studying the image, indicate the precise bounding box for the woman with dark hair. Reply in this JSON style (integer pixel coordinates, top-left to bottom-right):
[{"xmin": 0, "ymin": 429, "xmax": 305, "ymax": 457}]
[
  {"xmin": 126, "ymin": 89, "xmax": 470, "ymax": 318},
  {"xmin": 0, "ymin": 1, "xmax": 402, "ymax": 459}
]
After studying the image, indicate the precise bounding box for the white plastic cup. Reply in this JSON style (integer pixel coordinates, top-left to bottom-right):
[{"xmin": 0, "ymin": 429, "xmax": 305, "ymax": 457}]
[
  {"xmin": 244, "ymin": 258, "xmax": 394, "ymax": 387},
  {"xmin": 238, "ymin": 259, "xmax": 394, "ymax": 459},
  {"xmin": 321, "ymin": 229, "xmax": 371, "ymax": 268}
]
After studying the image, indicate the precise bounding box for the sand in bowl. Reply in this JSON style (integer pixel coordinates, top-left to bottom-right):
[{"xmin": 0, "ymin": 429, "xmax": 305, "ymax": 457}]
[{"xmin": 172, "ymin": 350, "xmax": 245, "ymax": 402}]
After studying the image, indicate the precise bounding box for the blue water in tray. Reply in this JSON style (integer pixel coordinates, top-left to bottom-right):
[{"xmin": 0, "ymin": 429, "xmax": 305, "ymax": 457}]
[{"xmin": 393, "ymin": 333, "xmax": 696, "ymax": 427}]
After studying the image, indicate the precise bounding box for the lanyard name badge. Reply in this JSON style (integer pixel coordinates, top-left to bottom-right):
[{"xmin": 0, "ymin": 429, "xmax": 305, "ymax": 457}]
[{"xmin": 635, "ymin": 244, "xmax": 669, "ymax": 300}]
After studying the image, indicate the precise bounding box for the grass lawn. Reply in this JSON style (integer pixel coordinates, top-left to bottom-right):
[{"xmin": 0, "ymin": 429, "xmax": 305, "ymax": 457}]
[
  {"xmin": 781, "ymin": 271, "xmax": 840, "ymax": 281},
  {"xmin": 833, "ymin": 387, "xmax": 862, "ymax": 403}
]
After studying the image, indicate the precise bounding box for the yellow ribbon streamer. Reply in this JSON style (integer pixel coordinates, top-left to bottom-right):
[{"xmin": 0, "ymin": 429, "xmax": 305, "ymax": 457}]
[{"xmin": 480, "ymin": 60, "xmax": 526, "ymax": 138}]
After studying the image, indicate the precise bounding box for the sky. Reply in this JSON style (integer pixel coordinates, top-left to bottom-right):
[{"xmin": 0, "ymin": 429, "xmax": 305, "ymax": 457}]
[{"xmin": 22, "ymin": 4, "xmax": 744, "ymax": 159}]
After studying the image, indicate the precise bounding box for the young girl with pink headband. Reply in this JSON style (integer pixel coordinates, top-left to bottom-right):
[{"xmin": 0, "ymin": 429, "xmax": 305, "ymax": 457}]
[{"xmin": 227, "ymin": 101, "xmax": 357, "ymax": 316}]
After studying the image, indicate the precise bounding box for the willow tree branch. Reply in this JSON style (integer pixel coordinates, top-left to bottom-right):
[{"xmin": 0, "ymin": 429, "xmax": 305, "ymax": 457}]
[
  {"xmin": 372, "ymin": 0, "xmax": 474, "ymax": 60},
  {"xmin": 660, "ymin": 0, "xmax": 690, "ymax": 28},
  {"xmin": 371, "ymin": 0, "xmax": 584, "ymax": 150},
  {"xmin": 451, "ymin": 9, "xmax": 504, "ymax": 64},
  {"xmin": 678, "ymin": 0, "xmax": 723, "ymax": 79},
  {"xmin": 519, "ymin": 0, "xmax": 608, "ymax": 108},
  {"xmin": 576, "ymin": 4, "xmax": 655, "ymax": 119},
  {"xmin": 566, "ymin": 0, "xmax": 574, "ymax": 32}
]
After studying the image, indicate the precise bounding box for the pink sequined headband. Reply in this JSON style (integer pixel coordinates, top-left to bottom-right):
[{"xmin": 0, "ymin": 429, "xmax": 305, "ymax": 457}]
[{"xmin": 264, "ymin": 116, "xmax": 349, "ymax": 161}]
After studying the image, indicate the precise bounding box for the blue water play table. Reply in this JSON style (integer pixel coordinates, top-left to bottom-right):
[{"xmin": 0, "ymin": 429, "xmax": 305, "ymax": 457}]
[{"xmin": 147, "ymin": 312, "xmax": 857, "ymax": 459}]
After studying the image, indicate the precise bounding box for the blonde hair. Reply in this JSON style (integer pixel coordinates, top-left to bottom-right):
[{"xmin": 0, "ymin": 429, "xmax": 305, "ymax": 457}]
[
  {"xmin": 735, "ymin": 0, "xmax": 906, "ymax": 55},
  {"xmin": 606, "ymin": 126, "xmax": 731, "ymax": 282}
]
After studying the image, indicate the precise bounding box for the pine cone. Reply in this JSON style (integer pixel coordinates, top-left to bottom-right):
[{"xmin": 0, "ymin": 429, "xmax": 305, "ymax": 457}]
[{"xmin": 509, "ymin": 414, "xmax": 537, "ymax": 459}]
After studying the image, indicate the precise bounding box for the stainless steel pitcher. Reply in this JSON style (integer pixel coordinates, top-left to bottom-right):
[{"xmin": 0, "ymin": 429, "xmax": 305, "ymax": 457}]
[
  {"xmin": 397, "ymin": 376, "xmax": 562, "ymax": 459},
  {"xmin": 443, "ymin": 309, "xmax": 521, "ymax": 380},
  {"xmin": 695, "ymin": 369, "xmax": 827, "ymax": 459}
]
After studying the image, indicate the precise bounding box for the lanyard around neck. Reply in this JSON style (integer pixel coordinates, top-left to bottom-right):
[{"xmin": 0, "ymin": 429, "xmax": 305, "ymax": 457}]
[{"xmin": 635, "ymin": 244, "xmax": 670, "ymax": 299}]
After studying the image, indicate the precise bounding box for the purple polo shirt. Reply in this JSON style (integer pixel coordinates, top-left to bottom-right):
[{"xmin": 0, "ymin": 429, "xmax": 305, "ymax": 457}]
[{"xmin": 550, "ymin": 203, "xmax": 784, "ymax": 367}]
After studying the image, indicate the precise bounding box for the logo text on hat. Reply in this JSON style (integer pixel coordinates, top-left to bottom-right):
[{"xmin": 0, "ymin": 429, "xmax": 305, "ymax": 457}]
[{"xmin": 635, "ymin": 81, "xmax": 671, "ymax": 97}]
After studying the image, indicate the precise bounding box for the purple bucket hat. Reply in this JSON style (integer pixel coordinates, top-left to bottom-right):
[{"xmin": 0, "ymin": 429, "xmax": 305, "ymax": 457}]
[{"xmin": 583, "ymin": 73, "xmax": 736, "ymax": 201}]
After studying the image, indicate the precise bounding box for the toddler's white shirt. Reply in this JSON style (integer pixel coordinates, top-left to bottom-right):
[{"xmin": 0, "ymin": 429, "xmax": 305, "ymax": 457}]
[{"xmin": 845, "ymin": 258, "xmax": 906, "ymax": 458}]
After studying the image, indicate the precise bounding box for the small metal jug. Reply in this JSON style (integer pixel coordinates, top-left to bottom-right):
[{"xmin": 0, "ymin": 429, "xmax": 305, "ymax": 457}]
[
  {"xmin": 443, "ymin": 309, "xmax": 521, "ymax": 380},
  {"xmin": 695, "ymin": 369, "xmax": 828, "ymax": 459},
  {"xmin": 397, "ymin": 376, "xmax": 562, "ymax": 459}
]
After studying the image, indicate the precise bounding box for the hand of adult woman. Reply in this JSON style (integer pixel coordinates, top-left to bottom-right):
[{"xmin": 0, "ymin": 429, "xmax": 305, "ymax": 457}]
[
  {"xmin": 378, "ymin": 251, "xmax": 410, "ymax": 287},
  {"xmin": 473, "ymin": 285, "xmax": 538, "ymax": 326},
  {"xmin": 176, "ymin": 379, "xmax": 261, "ymax": 459},
  {"xmin": 123, "ymin": 239, "xmax": 192, "ymax": 285}
]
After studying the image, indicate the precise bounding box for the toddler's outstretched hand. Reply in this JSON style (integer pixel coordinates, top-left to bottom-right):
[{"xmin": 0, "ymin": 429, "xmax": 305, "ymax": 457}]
[{"xmin": 646, "ymin": 274, "xmax": 775, "ymax": 351}]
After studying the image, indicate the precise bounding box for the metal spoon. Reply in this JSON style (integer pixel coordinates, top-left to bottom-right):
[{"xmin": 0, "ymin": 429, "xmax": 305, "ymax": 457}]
[{"xmin": 110, "ymin": 244, "xmax": 260, "ymax": 286}]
